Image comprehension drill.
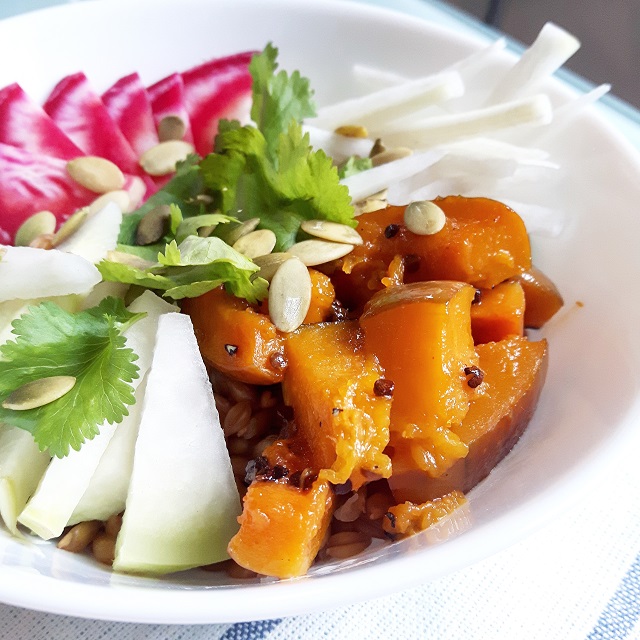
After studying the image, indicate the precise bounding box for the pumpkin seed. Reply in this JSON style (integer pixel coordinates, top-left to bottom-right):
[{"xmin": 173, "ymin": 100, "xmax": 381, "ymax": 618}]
[
  {"xmin": 404, "ymin": 200, "xmax": 446, "ymax": 236},
  {"xmin": 139, "ymin": 140, "xmax": 195, "ymax": 176},
  {"xmin": 223, "ymin": 218, "xmax": 261, "ymax": 246},
  {"xmin": 52, "ymin": 208, "xmax": 89, "ymax": 246},
  {"xmin": 354, "ymin": 189, "xmax": 388, "ymax": 217},
  {"xmin": 136, "ymin": 205, "xmax": 172, "ymax": 246},
  {"xmin": 253, "ymin": 252, "xmax": 292, "ymax": 281},
  {"xmin": 369, "ymin": 138, "xmax": 386, "ymax": 158},
  {"xmin": 2, "ymin": 376, "xmax": 77, "ymax": 411},
  {"xmin": 287, "ymin": 239, "xmax": 354, "ymax": 266},
  {"xmin": 335, "ymin": 124, "xmax": 369, "ymax": 138},
  {"xmin": 300, "ymin": 220, "xmax": 363, "ymax": 246},
  {"xmin": 232, "ymin": 229, "xmax": 277, "ymax": 259},
  {"xmin": 66, "ymin": 156, "xmax": 126, "ymax": 193},
  {"xmin": 268, "ymin": 258, "xmax": 312, "ymax": 333},
  {"xmin": 106, "ymin": 250, "xmax": 156, "ymax": 270},
  {"xmin": 86, "ymin": 190, "xmax": 131, "ymax": 216},
  {"xmin": 29, "ymin": 234, "xmax": 56, "ymax": 250},
  {"xmin": 371, "ymin": 146, "xmax": 413, "ymax": 167},
  {"xmin": 157, "ymin": 115, "xmax": 187, "ymax": 142},
  {"xmin": 14, "ymin": 211, "xmax": 57, "ymax": 247}
]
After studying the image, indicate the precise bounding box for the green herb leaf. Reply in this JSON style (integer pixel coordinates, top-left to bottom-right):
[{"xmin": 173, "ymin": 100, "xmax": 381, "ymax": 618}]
[
  {"xmin": 98, "ymin": 237, "xmax": 268, "ymax": 303},
  {"xmin": 338, "ymin": 155, "xmax": 373, "ymax": 179},
  {"xmin": 0, "ymin": 298, "xmax": 143, "ymax": 457}
]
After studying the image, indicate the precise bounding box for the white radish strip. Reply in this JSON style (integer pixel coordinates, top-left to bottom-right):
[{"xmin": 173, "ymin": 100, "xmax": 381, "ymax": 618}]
[
  {"xmin": 341, "ymin": 150, "xmax": 445, "ymax": 202},
  {"xmin": 309, "ymin": 72, "xmax": 464, "ymax": 130},
  {"xmin": 486, "ymin": 23, "xmax": 580, "ymax": 105},
  {"xmin": 303, "ymin": 125, "xmax": 373, "ymax": 162},
  {"xmin": 0, "ymin": 247, "xmax": 101, "ymax": 302},
  {"xmin": 501, "ymin": 200, "xmax": 565, "ymax": 237},
  {"xmin": 382, "ymin": 94, "xmax": 553, "ymax": 148},
  {"xmin": 352, "ymin": 38, "xmax": 507, "ymax": 91},
  {"xmin": 439, "ymin": 137, "xmax": 552, "ymax": 164}
]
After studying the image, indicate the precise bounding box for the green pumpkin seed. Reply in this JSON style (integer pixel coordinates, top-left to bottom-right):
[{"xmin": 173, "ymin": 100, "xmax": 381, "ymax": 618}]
[
  {"xmin": 14, "ymin": 211, "xmax": 57, "ymax": 247},
  {"xmin": 136, "ymin": 205, "xmax": 172, "ymax": 246},
  {"xmin": 157, "ymin": 115, "xmax": 187, "ymax": 142},
  {"xmin": 66, "ymin": 156, "xmax": 126, "ymax": 193},
  {"xmin": 52, "ymin": 208, "xmax": 89, "ymax": 246},
  {"xmin": 3, "ymin": 376, "xmax": 77, "ymax": 411}
]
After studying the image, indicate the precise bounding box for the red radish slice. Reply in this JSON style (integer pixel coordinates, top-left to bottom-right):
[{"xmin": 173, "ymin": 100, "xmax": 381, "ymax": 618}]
[
  {"xmin": 0, "ymin": 143, "xmax": 94, "ymax": 242},
  {"xmin": 43, "ymin": 72, "xmax": 142, "ymax": 176},
  {"xmin": 181, "ymin": 51, "xmax": 254, "ymax": 156},
  {"xmin": 0, "ymin": 83, "xmax": 83, "ymax": 160},
  {"xmin": 102, "ymin": 73, "xmax": 159, "ymax": 157},
  {"xmin": 147, "ymin": 73, "xmax": 194, "ymax": 144},
  {"xmin": 0, "ymin": 143, "xmax": 146, "ymax": 244}
]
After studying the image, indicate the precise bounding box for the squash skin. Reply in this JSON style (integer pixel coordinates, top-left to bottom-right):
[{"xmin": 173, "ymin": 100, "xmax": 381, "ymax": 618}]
[
  {"xmin": 228, "ymin": 478, "xmax": 334, "ymax": 579},
  {"xmin": 389, "ymin": 335, "xmax": 549, "ymax": 503},
  {"xmin": 335, "ymin": 197, "xmax": 532, "ymax": 310},
  {"xmin": 281, "ymin": 321, "xmax": 392, "ymax": 490},
  {"xmin": 470, "ymin": 281, "xmax": 525, "ymax": 344},
  {"xmin": 511, "ymin": 267, "xmax": 564, "ymax": 328},
  {"xmin": 182, "ymin": 286, "xmax": 285, "ymax": 385}
]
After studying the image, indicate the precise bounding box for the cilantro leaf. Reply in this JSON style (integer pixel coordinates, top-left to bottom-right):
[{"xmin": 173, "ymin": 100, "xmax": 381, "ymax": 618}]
[
  {"xmin": 338, "ymin": 155, "xmax": 373, "ymax": 179},
  {"xmin": 98, "ymin": 237, "xmax": 268, "ymax": 303},
  {"xmin": 0, "ymin": 298, "xmax": 143, "ymax": 457}
]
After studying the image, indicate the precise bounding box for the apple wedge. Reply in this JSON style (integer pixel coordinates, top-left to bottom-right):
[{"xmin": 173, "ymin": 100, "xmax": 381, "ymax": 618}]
[
  {"xmin": 17, "ymin": 291, "xmax": 176, "ymax": 539},
  {"xmin": 113, "ymin": 312, "xmax": 241, "ymax": 574}
]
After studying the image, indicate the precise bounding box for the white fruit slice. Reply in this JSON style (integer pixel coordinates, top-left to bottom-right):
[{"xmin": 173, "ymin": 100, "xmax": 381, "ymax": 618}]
[
  {"xmin": 57, "ymin": 201, "xmax": 123, "ymax": 264},
  {"xmin": 0, "ymin": 246, "xmax": 101, "ymax": 302},
  {"xmin": 0, "ymin": 425, "xmax": 50, "ymax": 535},
  {"xmin": 17, "ymin": 291, "xmax": 176, "ymax": 539},
  {"xmin": 113, "ymin": 313, "xmax": 241, "ymax": 574}
]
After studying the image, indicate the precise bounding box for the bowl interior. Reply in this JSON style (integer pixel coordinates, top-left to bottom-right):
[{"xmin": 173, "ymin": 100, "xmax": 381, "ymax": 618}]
[{"xmin": 0, "ymin": 0, "xmax": 640, "ymax": 624}]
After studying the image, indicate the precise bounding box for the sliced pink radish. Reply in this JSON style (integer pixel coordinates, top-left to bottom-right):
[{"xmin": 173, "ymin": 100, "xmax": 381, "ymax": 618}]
[
  {"xmin": 0, "ymin": 143, "xmax": 146, "ymax": 244},
  {"xmin": 43, "ymin": 72, "xmax": 142, "ymax": 176},
  {"xmin": 181, "ymin": 51, "xmax": 254, "ymax": 156},
  {"xmin": 147, "ymin": 73, "xmax": 194, "ymax": 145},
  {"xmin": 102, "ymin": 72, "xmax": 159, "ymax": 157},
  {"xmin": 0, "ymin": 83, "xmax": 83, "ymax": 160}
]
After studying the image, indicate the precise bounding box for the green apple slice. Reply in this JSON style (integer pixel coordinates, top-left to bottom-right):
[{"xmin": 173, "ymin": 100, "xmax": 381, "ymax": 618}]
[
  {"xmin": 17, "ymin": 291, "xmax": 176, "ymax": 539},
  {"xmin": 113, "ymin": 312, "xmax": 241, "ymax": 574}
]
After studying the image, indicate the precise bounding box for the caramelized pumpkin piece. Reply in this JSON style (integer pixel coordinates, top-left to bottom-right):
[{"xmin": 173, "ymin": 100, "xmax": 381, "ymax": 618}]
[
  {"xmin": 470, "ymin": 281, "xmax": 525, "ymax": 344},
  {"xmin": 335, "ymin": 197, "xmax": 531, "ymax": 309},
  {"xmin": 182, "ymin": 286, "xmax": 285, "ymax": 385},
  {"xmin": 361, "ymin": 281, "xmax": 479, "ymax": 477},
  {"xmin": 383, "ymin": 490, "xmax": 467, "ymax": 538},
  {"xmin": 511, "ymin": 266, "xmax": 564, "ymax": 328},
  {"xmin": 303, "ymin": 269, "xmax": 336, "ymax": 324},
  {"xmin": 389, "ymin": 335, "xmax": 548, "ymax": 503},
  {"xmin": 228, "ymin": 478, "xmax": 334, "ymax": 578},
  {"xmin": 282, "ymin": 321, "xmax": 392, "ymax": 489}
]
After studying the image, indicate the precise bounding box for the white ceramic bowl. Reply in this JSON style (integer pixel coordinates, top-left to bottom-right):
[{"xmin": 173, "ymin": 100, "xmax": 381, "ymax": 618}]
[{"xmin": 1, "ymin": 0, "xmax": 640, "ymax": 624}]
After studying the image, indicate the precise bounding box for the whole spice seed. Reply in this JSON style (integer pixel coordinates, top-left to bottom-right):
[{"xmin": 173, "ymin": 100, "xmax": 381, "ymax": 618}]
[
  {"xmin": 225, "ymin": 344, "xmax": 239, "ymax": 356},
  {"xmin": 373, "ymin": 378, "xmax": 395, "ymax": 398},
  {"xmin": 403, "ymin": 254, "xmax": 421, "ymax": 273},
  {"xmin": 369, "ymin": 138, "xmax": 386, "ymax": 157},
  {"xmin": 139, "ymin": 140, "xmax": 195, "ymax": 176},
  {"xmin": 268, "ymin": 257, "xmax": 312, "ymax": 333},
  {"xmin": 472, "ymin": 289, "xmax": 482, "ymax": 304},
  {"xmin": 14, "ymin": 211, "xmax": 57, "ymax": 247},
  {"xmin": 2, "ymin": 376, "xmax": 77, "ymax": 411},
  {"xmin": 66, "ymin": 156, "xmax": 126, "ymax": 193},
  {"xmin": 300, "ymin": 219, "xmax": 363, "ymax": 246},
  {"xmin": 404, "ymin": 200, "xmax": 447, "ymax": 236},
  {"xmin": 157, "ymin": 115, "xmax": 187, "ymax": 142},
  {"xmin": 287, "ymin": 239, "xmax": 355, "ymax": 267},
  {"xmin": 464, "ymin": 366, "xmax": 485, "ymax": 388},
  {"xmin": 384, "ymin": 223, "xmax": 400, "ymax": 239},
  {"xmin": 269, "ymin": 352, "xmax": 287, "ymax": 370}
]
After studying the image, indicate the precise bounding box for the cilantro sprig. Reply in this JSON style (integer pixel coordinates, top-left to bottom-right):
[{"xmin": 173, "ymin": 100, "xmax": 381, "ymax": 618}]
[
  {"xmin": 0, "ymin": 298, "xmax": 143, "ymax": 457},
  {"xmin": 109, "ymin": 42, "xmax": 356, "ymax": 293}
]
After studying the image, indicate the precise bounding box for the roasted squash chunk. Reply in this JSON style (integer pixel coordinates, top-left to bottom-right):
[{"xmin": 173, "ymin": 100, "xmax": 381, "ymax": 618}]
[
  {"xmin": 389, "ymin": 335, "xmax": 548, "ymax": 503},
  {"xmin": 361, "ymin": 281, "xmax": 478, "ymax": 478},
  {"xmin": 511, "ymin": 266, "xmax": 564, "ymax": 328},
  {"xmin": 470, "ymin": 281, "xmax": 525, "ymax": 344},
  {"xmin": 182, "ymin": 286, "xmax": 285, "ymax": 385},
  {"xmin": 282, "ymin": 321, "xmax": 392, "ymax": 490},
  {"xmin": 228, "ymin": 478, "xmax": 334, "ymax": 579},
  {"xmin": 334, "ymin": 197, "xmax": 532, "ymax": 309}
]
